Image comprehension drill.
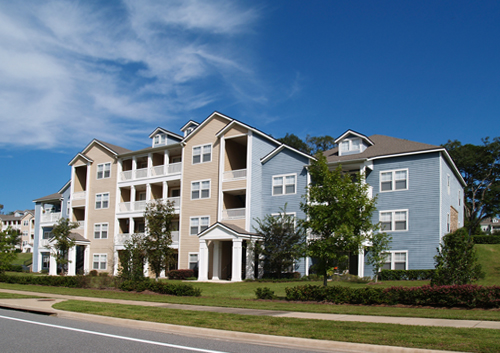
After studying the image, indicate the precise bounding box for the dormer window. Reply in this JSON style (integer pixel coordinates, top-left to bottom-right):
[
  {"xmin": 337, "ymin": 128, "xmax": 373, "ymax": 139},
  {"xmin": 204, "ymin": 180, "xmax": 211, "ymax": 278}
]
[
  {"xmin": 154, "ymin": 134, "xmax": 165, "ymax": 146},
  {"xmin": 340, "ymin": 138, "xmax": 361, "ymax": 154}
]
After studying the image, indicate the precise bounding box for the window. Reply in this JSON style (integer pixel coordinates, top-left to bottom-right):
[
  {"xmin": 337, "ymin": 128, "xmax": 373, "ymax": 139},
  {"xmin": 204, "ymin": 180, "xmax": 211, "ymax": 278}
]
[
  {"xmin": 190, "ymin": 216, "xmax": 209, "ymax": 235},
  {"xmin": 382, "ymin": 251, "xmax": 407, "ymax": 270},
  {"xmin": 446, "ymin": 213, "xmax": 450, "ymax": 233},
  {"xmin": 189, "ymin": 253, "xmax": 199, "ymax": 271},
  {"xmin": 23, "ymin": 220, "xmax": 29, "ymax": 226},
  {"xmin": 340, "ymin": 138, "xmax": 361, "ymax": 153},
  {"xmin": 458, "ymin": 190, "xmax": 461, "ymax": 206},
  {"xmin": 273, "ymin": 174, "xmax": 296, "ymax": 196},
  {"xmin": 447, "ymin": 174, "xmax": 451, "ymax": 195},
  {"xmin": 97, "ymin": 163, "xmax": 111, "ymax": 179},
  {"xmin": 380, "ymin": 169, "xmax": 408, "ymax": 192},
  {"xmin": 95, "ymin": 193, "xmax": 109, "ymax": 209},
  {"xmin": 23, "ymin": 231, "xmax": 28, "ymax": 237},
  {"xmin": 191, "ymin": 180, "xmax": 210, "ymax": 199},
  {"xmin": 154, "ymin": 134, "xmax": 165, "ymax": 146},
  {"xmin": 192, "ymin": 144, "xmax": 212, "ymax": 164},
  {"xmin": 41, "ymin": 253, "xmax": 50, "ymax": 269},
  {"xmin": 94, "ymin": 223, "xmax": 108, "ymax": 239},
  {"xmin": 43, "ymin": 231, "xmax": 52, "ymax": 240},
  {"xmin": 380, "ymin": 210, "xmax": 408, "ymax": 231},
  {"xmin": 93, "ymin": 254, "xmax": 107, "ymax": 270}
]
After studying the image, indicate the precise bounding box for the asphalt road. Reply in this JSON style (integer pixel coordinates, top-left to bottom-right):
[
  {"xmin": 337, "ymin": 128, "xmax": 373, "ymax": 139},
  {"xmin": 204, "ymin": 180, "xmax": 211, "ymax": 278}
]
[{"xmin": 0, "ymin": 308, "xmax": 337, "ymax": 353}]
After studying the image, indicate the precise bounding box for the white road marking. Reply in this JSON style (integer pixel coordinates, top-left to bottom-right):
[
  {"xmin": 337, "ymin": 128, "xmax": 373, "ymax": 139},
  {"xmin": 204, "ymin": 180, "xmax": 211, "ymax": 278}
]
[{"xmin": 0, "ymin": 314, "xmax": 228, "ymax": 353}]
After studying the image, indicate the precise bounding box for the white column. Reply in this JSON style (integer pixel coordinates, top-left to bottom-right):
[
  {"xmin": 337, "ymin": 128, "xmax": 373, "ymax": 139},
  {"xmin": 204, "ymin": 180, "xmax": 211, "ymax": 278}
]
[
  {"xmin": 132, "ymin": 156, "xmax": 137, "ymax": 179},
  {"xmin": 231, "ymin": 238, "xmax": 242, "ymax": 282},
  {"xmin": 67, "ymin": 246, "xmax": 76, "ymax": 276},
  {"xmin": 113, "ymin": 250, "xmax": 119, "ymax": 276},
  {"xmin": 130, "ymin": 185, "xmax": 136, "ymax": 211},
  {"xmin": 146, "ymin": 183, "xmax": 152, "ymax": 201},
  {"xmin": 358, "ymin": 249, "xmax": 365, "ymax": 278},
  {"xmin": 198, "ymin": 240, "xmax": 209, "ymax": 281},
  {"xmin": 129, "ymin": 217, "xmax": 135, "ymax": 234},
  {"xmin": 84, "ymin": 245, "xmax": 90, "ymax": 274},
  {"xmin": 245, "ymin": 239, "xmax": 255, "ymax": 280},
  {"xmin": 144, "ymin": 259, "xmax": 149, "ymax": 277},
  {"xmin": 163, "ymin": 181, "xmax": 169, "ymax": 200},
  {"xmin": 147, "ymin": 153, "xmax": 153, "ymax": 177},
  {"xmin": 49, "ymin": 249, "xmax": 57, "ymax": 276},
  {"xmin": 164, "ymin": 150, "xmax": 169, "ymax": 175},
  {"xmin": 212, "ymin": 241, "xmax": 220, "ymax": 280}
]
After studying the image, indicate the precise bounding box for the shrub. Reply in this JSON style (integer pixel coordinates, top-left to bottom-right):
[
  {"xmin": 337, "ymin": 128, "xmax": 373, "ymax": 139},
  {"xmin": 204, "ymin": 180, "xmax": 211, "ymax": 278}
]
[
  {"xmin": 255, "ymin": 287, "xmax": 275, "ymax": 300},
  {"xmin": 285, "ymin": 284, "xmax": 500, "ymax": 308},
  {"xmin": 379, "ymin": 269, "xmax": 435, "ymax": 281},
  {"xmin": 99, "ymin": 272, "xmax": 109, "ymax": 277},
  {"xmin": 473, "ymin": 235, "xmax": 500, "ymax": 244},
  {"xmin": 167, "ymin": 269, "xmax": 195, "ymax": 280},
  {"xmin": 88, "ymin": 270, "xmax": 98, "ymax": 276}
]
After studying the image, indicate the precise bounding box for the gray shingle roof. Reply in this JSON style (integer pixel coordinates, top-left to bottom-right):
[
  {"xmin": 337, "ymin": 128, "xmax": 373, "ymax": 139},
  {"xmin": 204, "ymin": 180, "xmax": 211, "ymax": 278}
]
[
  {"xmin": 33, "ymin": 192, "xmax": 62, "ymax": 202},
  {"xmin": 95, "ymin": 140, "xmax": 132, "ymax": 155},
  {"xmin": 324, "ymin": 134, "xmax": 442, "ymax": 164}
]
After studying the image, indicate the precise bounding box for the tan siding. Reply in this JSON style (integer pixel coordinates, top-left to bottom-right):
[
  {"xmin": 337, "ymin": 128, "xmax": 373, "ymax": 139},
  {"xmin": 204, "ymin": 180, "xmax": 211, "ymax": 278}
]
[
  {"xmin": 222, "ymin": 179, "xmax": 247, "ymax": 191},
  {"xmin": 70, "ymin": 155, "xmax": 89, "ymax": 167},
  {"xmin": 179, "ymin": 115, "xmax": 229, "ymax": 268},
  {"xmin": 224, "ymin": 125, "xmax": 248, "ymax": 138}
]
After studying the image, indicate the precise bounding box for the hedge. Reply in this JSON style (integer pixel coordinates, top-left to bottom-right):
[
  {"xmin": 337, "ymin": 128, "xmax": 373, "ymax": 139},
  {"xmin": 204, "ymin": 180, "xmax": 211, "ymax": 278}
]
[
  {"xmin": 285, "ymin": 284, "xmax": 500, "ymax": 308},
  {"xmin": 0, "ymin": 274, "xmax": 202, "ymax": 297},
  {"xmin": 473, "ymin": 235, "xmax": 500, "ymax": 244},
  {"xmin": 379, "ymin": 269, "xmax": 435, "ymax": 281},
  {"xmin": 167, "ymin": 269, "xmax": 195, "ymax": 280}
]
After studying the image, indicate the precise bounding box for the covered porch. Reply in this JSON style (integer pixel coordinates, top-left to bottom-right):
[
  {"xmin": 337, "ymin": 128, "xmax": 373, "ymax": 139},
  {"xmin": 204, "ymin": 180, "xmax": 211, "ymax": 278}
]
[{"xmin": 197, "ymin": 223, "xmax": 262, "ymax": 282}]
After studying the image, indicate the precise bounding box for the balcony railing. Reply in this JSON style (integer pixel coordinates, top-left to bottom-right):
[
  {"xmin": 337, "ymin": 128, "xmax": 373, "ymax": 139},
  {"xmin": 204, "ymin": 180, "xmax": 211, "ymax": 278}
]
[
  {"xmin": 41, "ymin": 212, "xmax": 62, "ymax": 223},
  {"xmin": 223, "ymin": 169, "xmax": 247, "ymax": 181},
  {"xmin": 171, "ymin": 231, "xmax": 179, "ymax": 244},
  {"xmin": 121, "ymin": 170, "xmax": 133, "ymax": 181},
  {"xmin": 222, "ymin": 208, "xmax": 246, "ymax": 220},
  {"xmin": 120, "ymin": 162, "xmax": 182, "ymax": 181},
  {"xmin": 76, "ymin": 221, "xmax": 85, "ymax": 229},
  {"xmin": 119, "ymin": 201, "xmax": 147, "ymax": 213},
  {"xmin": 116, "ymin": 232, "xmax": 179, "ymax": 247},
  {"xmin": 72, "ymin": 191, "xmax": 86, "ymax": 200},
  {"xmin": 134, "ymin": 168, "xmax": 148, "ymax": 179}
]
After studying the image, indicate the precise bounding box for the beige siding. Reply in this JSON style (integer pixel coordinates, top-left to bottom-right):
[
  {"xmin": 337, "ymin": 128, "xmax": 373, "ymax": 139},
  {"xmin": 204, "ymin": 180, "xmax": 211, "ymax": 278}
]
[
  {"xmin": 179, "ymin": 114, "xmax": 229, "ymax": 269},
  {"xmin": 224, "ymin": 124, "xmax": 248, "ymax": 138},
  {"xmin": 222, "ymin": 179, "xmax": 247, "ymax": 191}
]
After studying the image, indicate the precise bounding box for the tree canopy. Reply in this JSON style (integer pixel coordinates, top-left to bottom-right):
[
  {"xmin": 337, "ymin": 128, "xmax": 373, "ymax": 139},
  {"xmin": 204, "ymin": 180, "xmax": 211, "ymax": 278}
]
[
  {"xmin": 47, "ymin": 218, "xmax": 78, "ymax": 275},
  {"xmin": 300, "ymin": 154, "xmax": 379, "ymax": 285},
  {"xmin": 278, "ymin": 133, "xmax": 336, "ymax": 155},
  {"xmin": 253, "ymin": 204, "xmax": 306, "ymax": 278},
  {"xmin": 443, "ymin": 137, "xmax": 500, "ymax": 234},
  {"xmin": 0, "ymin": 227, "xmax": 20, "ymax": 273}
]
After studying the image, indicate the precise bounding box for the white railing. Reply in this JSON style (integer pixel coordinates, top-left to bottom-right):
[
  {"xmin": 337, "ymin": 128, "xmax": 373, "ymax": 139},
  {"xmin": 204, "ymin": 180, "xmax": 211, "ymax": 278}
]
[
  {"xmin": 76, "ymin": 221, "xmax": 85, "ymax": 229},
  {"xmin": 171, "ymin": 231, "xmax": 179, "ymax": 244},
  {"xmin": 151, "ymin": 165, "xmax": 165, "ymax": 177},
  {"xmin": 165, "ymin": 197, "xmax": 180, "ymax": 209},
  {"xmin": 41, "ymin": 212, "xmax": 61, "ymax": 223},
  {"xmin": 223, "ymin": 169, "xmax": 247, "ymax": 181},
  {"xmin": 222, "ymin": 208, "xmax": 246, "ymax": 220},
  {"xmin": 120, "ymin": 170, "xmax": 133, "ymax": 181},
  {"xmin": 168, "ymin": 162, "xmax": 182, "ymax": 174},
  {"xmin": 116, "ymin": 232, "xmax": 178, "ymax": 247},
  {"xmin": 134, "ymin": 168, "xmax": 148, "ymax": 179},
  {"xmin": 119, "ymin": 201, "xmax": 147, "ymax": 213},
  {"xmin": 40, "ymin": 239, "xmax": 50, "ymax": 248},
  {"xmin": 72, "ymin": 191, "xmax": 86, "ymax": 200}
]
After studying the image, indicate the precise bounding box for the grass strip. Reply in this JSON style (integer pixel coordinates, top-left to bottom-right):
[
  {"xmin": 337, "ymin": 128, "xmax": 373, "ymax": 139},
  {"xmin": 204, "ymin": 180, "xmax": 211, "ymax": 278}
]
[
  {"xmin": 53, "ymin": 300, "xmax": 500, "ymax": 353},
  {"xmin": 2, "ymin": 282, "xmax": 500, "ymax": 322},
  {"xmin": 0, "ymin": 292, "xmax": 40, "ymax": 299}
]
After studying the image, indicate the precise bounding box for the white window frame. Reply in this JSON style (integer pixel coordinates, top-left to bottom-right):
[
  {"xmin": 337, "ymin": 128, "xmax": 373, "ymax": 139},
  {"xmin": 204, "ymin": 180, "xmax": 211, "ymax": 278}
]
[
  {"xmin": 190, "ymin": 216, "xmax": 210, "ymax": 235},
  {"xmin": 271, "ymin": 212, "xmax": 296, "ymax": 228},
  {"xmin": 447, "ymin": 174, "xmax": 451, "ymax": 195},
  {"xmin": 92, "ymin": 253, "xmax": 107, "ymax": 270},
  {"xmin": 23, "ymin": 220, "xmax": 29, "ymax": 226},
  {"xmin": 380, "ymin": 209, "xmax": 409, "ymax": 232},
  {"xmin": 382, "ymin": 250, "xmax": 408, "ymax": 270},
  {"xmin": 188, "ymin": 252, "xmax": 199, "ymax": 271},
  {"xmin": 43, "ymin": 231, "xmax": 52, "ymax": 240},
  {"xmin": 154, "ymin": 134, "xmax": 165, "ymax": 146},
  {"xmin": 340, "ymin": 138, "xmax": 361, "ymax": 153},
  {"xmin": 192, "ymin": 143, "xmax": 212, "ymax": 164},
  {"xmin": 95, "ymin": 193, "xmax": 110, "ymax": 209},
  {"xmin": 191, "ymin": 180, "xmax": 210, "ymax": 200},
  {"xmin": 272, "ymin": 173, "xmax": 297, "ymax": 196},
  {"xmin": 97, "ymin": 162, "xmax": 111, "ymax": 179},
  {"xmin": 94, "ymin": 223, "xmax": 109, "ymax": 239},
  {"xmin": 380, "ymin": 169, "xmax": 408, "ymax": 192}
]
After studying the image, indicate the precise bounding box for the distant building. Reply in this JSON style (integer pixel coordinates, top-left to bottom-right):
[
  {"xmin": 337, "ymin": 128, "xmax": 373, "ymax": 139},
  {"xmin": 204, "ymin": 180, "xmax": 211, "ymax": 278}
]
[
  {"xmin": 0, "ymin": 210, "xmax": 35, "ymax": 252},
  {"xmin": 480, "ymin": 217, "xmax": 500, "ymax": 234}
]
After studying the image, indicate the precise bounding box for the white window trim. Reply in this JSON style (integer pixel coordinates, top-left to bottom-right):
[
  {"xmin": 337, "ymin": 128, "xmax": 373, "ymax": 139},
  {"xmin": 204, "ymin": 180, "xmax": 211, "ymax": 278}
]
[
  {"xmin": 43, "ymin": 231, "xmax": 52, "ymax": 240},
  {"xmin": 97, "ymin": 162, "xmax": 111, "ymax": 179},
  {"xmin": 382, "ymin": 250, "xmax": 408, "ymax": 270},
  {"xmin": 92, "ymin": 253, "xmax": 107, "ymax": 270},
  {"xmin": 447, "ymin": 174, "xmax": 451, "ymax": 195},
  {"xmin": 271, "ymin": 212, "xmax": 297, "ymax": 227},
  {"xmin": 379, "ymin": 168, "xmax": 409, "ymax": 192},
  {"xmin": 189, "ymin": 216, "xmax": 210, "ymax": 236},
  {"xmin": 95, "ymin": 192, "xmax": 110, "ymax": 210},
  {"xmin": 191, "ymin": 179, "xmax": 211, "ymax": 200},
  {"xmin": 192, "ymin": 143, "xmax": 212, "ymax": 165},
  {"xmin": 272, "ymin": 173, "xmax": 297, "ymax": 196},
  {"xmin": 94, "ymin": 223, "xmax": 109, "ymax": 239},
  {"xmin": 379, "ymin": 209, "xmax": 409, "ymax": 232},
  {"xmin": 188, "ymin": 252, "xmax": 199, "ymax": 270}
]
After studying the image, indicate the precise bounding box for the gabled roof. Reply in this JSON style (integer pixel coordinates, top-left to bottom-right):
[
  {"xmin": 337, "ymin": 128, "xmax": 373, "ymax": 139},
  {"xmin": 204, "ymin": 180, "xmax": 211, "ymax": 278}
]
[
  {"xmin": 68, "ymin": 153, "xmax": 93, "ymax": 166},
  {"xmin": 182, "ymin": 111, "xmax": 233, "ymax": 143},
  {"xmin": 260, "ymin": 144, "xmax": 316, "ymax": 164},
  {"xmin": 148, "ymin": 127, "xmax": 183, "ymax": 140},
  {"xmin": 69, "ymin": 139, "xmax": 131, "ymax": 165},
  {"xmin": 180, "ymin": 120, "xmax": 200, "ymax": 132},
  {"xmin": 33, "ymin": 192, "xmax": 62, "ymax": 203},
  {"xmin": 198, "ymin": 222, "xmax": 260, "ymax": 239},
  {"xmin": 335, "ymin": 129, "xmax": 374, "ymax": 146}
]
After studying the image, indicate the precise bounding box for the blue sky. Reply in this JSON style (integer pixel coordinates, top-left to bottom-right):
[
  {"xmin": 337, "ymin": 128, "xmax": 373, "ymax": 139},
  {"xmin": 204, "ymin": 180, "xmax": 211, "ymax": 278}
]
[{"xmin": 1, "ymin": 1, "xmax": 499, "ymax": 212}]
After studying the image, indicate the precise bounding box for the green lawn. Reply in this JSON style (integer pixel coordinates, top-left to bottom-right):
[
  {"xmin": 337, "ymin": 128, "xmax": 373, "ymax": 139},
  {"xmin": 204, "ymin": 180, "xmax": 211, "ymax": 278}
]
[
  {"xmin": 12, "ymin": 253, "xmax": 32, "ymax": 266},
  {"xmin": 476, "ymin": 244, "xmax": 500, "ymax": 286},
  {"xmin": 53, "ymin": 300, "xmax": 500, "ymax": 353}
]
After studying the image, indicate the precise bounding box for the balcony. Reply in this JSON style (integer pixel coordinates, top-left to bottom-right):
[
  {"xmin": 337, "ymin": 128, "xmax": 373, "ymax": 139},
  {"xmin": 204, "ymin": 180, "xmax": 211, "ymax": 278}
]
[
  {"xmin": 119, "ymin": 201, "xmax": 147, "ymax": 213},
  {"xmin": 120, "ymin": 162, "xmax": 182, "ymax": 182},
  {"xmin": 222, "ymin": 208, "xmax": 246, "ymax": 220},
  {"xmin": 115, "ymin": 232, "xmax": 179, "ymax": 247},
  {"xmin": 41, "ymin": 212, "xmax": 61, "ymax": 223},
  {"xmin": 72, "ymin": 191, "xmax": 86, "ymax": 200},
  {"xmin": 223, "ymin": 169, "xmax": 247, "ymax": 181},
  {"xmin": 76, "ymin": 221, "xmax": 85, "ymax": 229}
]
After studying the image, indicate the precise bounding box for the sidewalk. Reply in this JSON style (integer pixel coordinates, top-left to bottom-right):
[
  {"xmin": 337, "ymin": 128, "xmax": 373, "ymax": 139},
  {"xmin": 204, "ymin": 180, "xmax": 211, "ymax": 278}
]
[{"xmin": 0, "ymin": 288, "xmax": 496, "ymax": 353}]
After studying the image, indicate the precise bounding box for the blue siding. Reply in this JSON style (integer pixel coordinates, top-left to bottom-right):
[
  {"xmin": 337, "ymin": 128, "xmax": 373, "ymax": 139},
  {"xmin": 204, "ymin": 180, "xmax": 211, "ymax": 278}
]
[
  {"xmin": 364, "ymin": 152, "xmax": 442, "ymax": 273},
  {"xmin": 440, "ymin": 154, "xmax": 464, "ymax": 238},
  {"xmin": 32, "ymin": 203, "xmax": 42, "ymax": 271}
]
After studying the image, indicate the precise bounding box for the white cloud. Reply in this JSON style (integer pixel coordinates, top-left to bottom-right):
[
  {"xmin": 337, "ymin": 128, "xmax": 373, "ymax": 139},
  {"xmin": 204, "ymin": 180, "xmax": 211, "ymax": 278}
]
[{"xmin": 0, "ymin": 0, "xmax": 266, "ymax": 150}]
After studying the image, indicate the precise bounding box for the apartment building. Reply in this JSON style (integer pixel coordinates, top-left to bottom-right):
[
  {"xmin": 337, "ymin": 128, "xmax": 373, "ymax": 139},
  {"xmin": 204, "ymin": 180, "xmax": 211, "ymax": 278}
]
[{"xmin": 0, "ymin": 210, "xmax": 35, "ymax": 252}]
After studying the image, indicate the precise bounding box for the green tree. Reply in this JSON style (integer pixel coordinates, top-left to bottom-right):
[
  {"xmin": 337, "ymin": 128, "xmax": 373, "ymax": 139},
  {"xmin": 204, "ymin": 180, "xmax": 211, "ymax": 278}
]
[
  {"xmin": 119, "ymin": 233, "xmax": 147, "ymax": 281},
  {"xmin": 301, "ymin": 154, "xmax": 378, "ymax": 286},
  {"xmin": 278, "ymin": 133, "xmax": 311, "ymax": 154},
  {"xmin": 0, "ymin": 227, "xmax": 20, "ymax": 273},
  {"xmin": 365, "ymin": 231, "xmax": 392, "ymax": 283},
  {"xmin": 306, "ymin": 135, "xmax": 335, "ymax": 154},
  {"xmin": 443, "ymin": 137, "xmax": 500, "ymax": 234},
  {"xmin": 143, "ymin": 200, "xmax": 175, "ymax": 279},
  {"xmin": 253, "ymin": 205, "xmax": 307, "ymax": 278},
  {"xmin": 432, "ymin": 227, "xmax": 484, "ymax": 285},
  {"xmin": 47, "ymin": 218, "xmax": 78, "ymax": 275}
]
